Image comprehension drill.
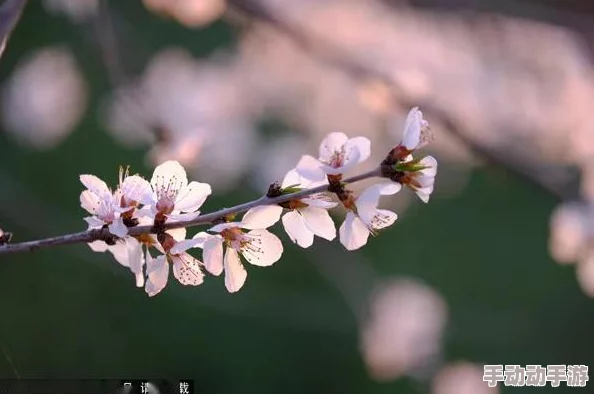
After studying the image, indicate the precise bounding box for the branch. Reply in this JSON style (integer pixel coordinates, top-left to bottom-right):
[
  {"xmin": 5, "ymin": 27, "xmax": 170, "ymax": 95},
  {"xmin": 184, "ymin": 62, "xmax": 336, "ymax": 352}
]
[
  {"xmin": 227, "ymin": 0, "xmax": 574, "ymax": 202},
  {"xmin": 0, "ymin": 168, "xmax": 381, "ymax": 255}
]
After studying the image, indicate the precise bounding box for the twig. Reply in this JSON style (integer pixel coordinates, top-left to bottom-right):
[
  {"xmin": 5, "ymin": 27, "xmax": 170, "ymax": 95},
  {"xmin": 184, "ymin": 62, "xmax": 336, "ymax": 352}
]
[
  {"xmin": 0, "ymin": 167, "xmax": 381, "ymax": 255},
  {"xmin": 227, "ymin": 0, "xmax": 573, "ymax": 202}
]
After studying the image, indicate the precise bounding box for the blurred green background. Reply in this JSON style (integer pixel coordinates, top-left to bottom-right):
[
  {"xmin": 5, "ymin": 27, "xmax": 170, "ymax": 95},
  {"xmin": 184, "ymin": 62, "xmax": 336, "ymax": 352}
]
[{"xmin": 0, "ymin": 1, "xmax": 592, "ymax": 393}]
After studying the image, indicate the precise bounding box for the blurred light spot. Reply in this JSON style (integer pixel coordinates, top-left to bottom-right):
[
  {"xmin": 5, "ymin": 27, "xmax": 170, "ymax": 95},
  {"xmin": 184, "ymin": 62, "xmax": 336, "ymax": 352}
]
[
  {"xmin": 361, "ymin": 278, "xmax": 448, "ymax": 381},
  {"xmin": 549, "ymin": 202, "xmax": 589, "ymax": 265},
  {"xmin": 432, "ymin": 362, "xmax": 499, "ymax": 394},
  {"xmin": 1, "ymin": 46, "xmax": 87, "ymax": 150},
  {"xmin": 43, "ymin": 0, "xmax": 98, "ymax": 22},
  {"xmin": 143, "ymin": 0, "xmax": 226, "ymax": 27}
]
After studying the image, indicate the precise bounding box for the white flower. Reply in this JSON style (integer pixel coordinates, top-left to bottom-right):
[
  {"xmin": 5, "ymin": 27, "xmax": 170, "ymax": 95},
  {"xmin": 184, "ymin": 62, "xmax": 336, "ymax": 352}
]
[
  {"xmin": 296, "ymin": 132, "xmax": 371, "ymax": 180},
  {"xmin": 244, "ymin": 170, "xmax": 337, "ymax": 248},
  {"xmin": 398, "ymin": 156, "xmax": 438, "ymax": 203},
  {"xmin": 399, "ymin": 107, "xmax": 431, "ymax": 152},
  {"xmin": 199, "ymin": 213, "xmax": 283, "ymax": 293},
  {"xmin": 339, "ymin": 182, "xmax": 401, "ymax": 251},
  {"xmin": 105, "ymin": 236, "xmax": 147, "ymax": 287},
  {"xmin": 146, "ymin": 160, "xmax": 212, "ymax": 222},
  {"xmin": 79, "ymin": 174, "xmax": 128, "ymax": 237},
  {"xmin": 144, "ymin": 227, "xmax": 205, "ymax": 297}
]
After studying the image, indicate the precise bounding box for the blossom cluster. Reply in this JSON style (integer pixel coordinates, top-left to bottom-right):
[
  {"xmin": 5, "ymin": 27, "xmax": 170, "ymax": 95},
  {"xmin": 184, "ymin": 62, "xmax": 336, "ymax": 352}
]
[{"xmin": 79, "ymin": 108, "xmax": 437, "ymax": 296}]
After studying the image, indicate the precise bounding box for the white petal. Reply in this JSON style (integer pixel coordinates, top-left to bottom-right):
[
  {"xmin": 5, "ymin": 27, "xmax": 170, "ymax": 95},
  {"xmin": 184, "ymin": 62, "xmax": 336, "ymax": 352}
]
[
  {"xmin": 203, "ymin": 236, "xmax": 224, "ymax": 275},
  {"xmin": 224, "ymin": 247, "xmax": 247, "ymax": 293},
  {"xmin": 371, "ymin": 209, "xmax": 398, "ymax": 229},
  {"xmin": 166, "ymin": 211, "xmax": 201, "ymax": 221},
  {"xmin": 191, "ymin": 231, "xmax": 210, "ymax": 249},
  {"xmin": 150, "ymin": 160, "xmax": 188, "ymax": 199},
  {"xmin": 175, "ymin": 181, "xmax": 212, "ymax": 212},
  {"xmin": 170, "ymin": 238, "xmax": 204, "ymax": 254},
  {"xmin": 356, "ymin": 182, "xmax": 401, "ymax": 223},
  {"xmin": 172, "ymin": 253, "xmax": 204, "ymax": 286},
  {"xmin": 168, "ymin": 227, "xmax": 187, "ymax": 241},
  {"xmin": 295, "ymin": 154, "xmax": 326, "ymax": 183},
  {"xmin": 301, "ymin": 194, "xmax": 337, "ymax": 209},
  {"xmin": 121, "ymin": 175, "xmax": 152, "ymax": 205},
  {"xmin": 241, "ymin": 229, "xmax": 283, "ymax": 266},
  {"xmin": 241, "ymin": 205, "xmax": 283, "ymax": 230},
  {"xmin": 419, "ymin": 156, "xmax": 438, "ymax": 177},
  {"xmin": 88, "ymin": 240, "xmax": 108, "ymax": 252},
  {"xmin": 345, "ymin": 136, "xmax": 371, "ymax": 164},
  {"xmin": 209, "ymin": 222, "xmax": 242, "ymax": 233},
  {"xmin": 108, "ymin": 219, "xmax": 128, "ymax": 238},
  {"xmin": 301, "ymin": 206, "xmax": 336, "ymax": 241},
  {"xmin": 80, "ymin": 190, "xmax": 101, "ymax": 214},
  {"xmin": 415, "ymin": 189, "xmax": 432, "ymax": 203},
  {"xmin": 107, "ymin": 239, "xmax": 130, "ymax": 267},
  {"xmin": 281, "ymin": 168, "xmax": 307, "ymax": 188},
  {"xmin": 401, "ymin": 107, "xmax": 422, "ymax": 150},
  {"xmin": 145, "ymin": 255, "xmax": 169, "ymax": 297},
  {"xmin": 80, "ymin": 174, "xmax": 110, "ymax": 196},
  {"xmin": 282, "ymin": 210, "xmax": 314, "ymax": 248},
  {"xmin": 84, "ymin": 216, "xmax": 104, "ymax": 229},
  {"xmin": 339, "ymin": 212, "xmax": 370, "ymax": 251},
  {"xmin": 319, "ymin": 132, "xmax": 348, "ymax": 160}
]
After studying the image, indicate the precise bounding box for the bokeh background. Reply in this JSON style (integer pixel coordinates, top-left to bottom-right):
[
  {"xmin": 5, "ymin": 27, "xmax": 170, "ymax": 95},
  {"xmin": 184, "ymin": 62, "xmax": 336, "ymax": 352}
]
[{"xmin": 1, "ymin": 0, "xmax": 594, "ymax": 393}]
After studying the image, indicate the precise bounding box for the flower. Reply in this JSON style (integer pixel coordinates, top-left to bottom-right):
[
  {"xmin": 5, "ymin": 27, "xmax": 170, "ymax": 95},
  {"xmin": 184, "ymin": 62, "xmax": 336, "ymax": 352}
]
[
  {"xmin": 339, "ymin": 182, "xmax": 401, "ymax": 250},
  {"xmin": 393, "ymin": 156, "xmax": 438, "ymax": 203},
  {"xmin": 144, "ymin": 228, "xmax": 205, "ymax": 297},
  {"xmin": 245, "ymin": 169, "xmax": 337, "ymax": 248},
  {"xmin": 296, "ymin": 132, "xmax": 371, "ymax": 180},
  {"xmin": 79, "ymin": 174, "xmax": 128, "ymax": 237},
  {"xmin": 117, "ymin": 166, "xmax": 152, "ymax": 213},
  {"xmin": 199, "ymin": 213, "xmax": 283, "ymax": 293},
  {"xmin": 145, "ymin": 160, "xmax": 212, "ymax": 223}
]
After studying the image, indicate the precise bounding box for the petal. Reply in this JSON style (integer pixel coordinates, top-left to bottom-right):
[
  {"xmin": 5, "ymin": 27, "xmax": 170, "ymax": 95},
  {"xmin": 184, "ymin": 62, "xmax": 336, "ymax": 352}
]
[
  {"xmin": 319, "ymin": 132, "xmax": 348, "ymax": 160},
  {"xmin": 145, "ymin": 255, "xmax": 169, "ymax": 297},
  {"xmin": 107, "ymin": 239, "xmax": 130, "ymax": 267},
  {"xmin": 80, "ymin": 174, "xmax": 110, "ymax": 196},
  {"xmin": 345, "ymin": 136, "xmax": 371, "ymax": 164},
  {"xmin": 242, "ymin": 229, "xmax": 283, "ymax": 266},
  {"xmin": 224, "ymin": 247, "xmax": 247, "ymax": 293},
  {"xmin": 419, "ymin": 156, "xmax": 438, "ymax": 177},
  {"xmin": 281, "ymin": 168, "xmax": 307, "ymax": 188},
  {"xmin": 121, "ymin": 175, "xmax": 152, "ymax": 205},
  {"xmin": 150, "ymin": 160, "xmax": 188, "ymax": 197},
  {"xmin": 84, "ymin": 216, "xmax": 105, "ymax": 229},
  {"xmin": 80, "ymin": 190, "xmax": 101, "ymax": 214},
  {"xmin": 301, "ymin": 206, "xmax": 336, "ymax": 241},
  {"xmin": 172, "ymin": 253, "xmax": 204, "ymax": 286},
  {"xmin": 355, "ymin": 182, "xmax": 401, "ymax": 223},
  {"xmin": 170, "ymin": 237, "xmax": 204, "ymax": 254},
  {"xmin": 174, "ymin": 181, "xmax": 212, "ymax": 212},
  {"xmin": 295, "ymin": 155, "xmax": 327, "ymax": 184},
  {"xmin": 209, "ymin": 222, "xmax": 242, "ymax": 233},
  {"xmin": 168, "ymin": 227, "xmax": 187, "ymax": 241},
  {"xmin": 415, "ymin": 189, "xmax": 432, "ymax": 203},
  {"xmin": 88, "ymin": 240, "xmax": 108, "ymax": 252},
  {"xmin": 191, "ymin": 231, "xmax": 211, "ymax": 249},
  {"xmin": 301, "ymin": 194, "xmax": 337, "ymax": 209},
  {"xmin": 282, "ymin": 210, "xmax": 314, "ymax": 248},
  {"xmin": 166, "ymin": 211, "xmax": 201, "ymax": 221},
  {"xmin": 339, "ymin": 212, "xmax": 370, "ymax": 251},
  {"xmin": 401, "ymin": 107, "xmax": 422, "ymax": 149},
  {"xmin": 108, "ymin": 219, "xmax": 128, "ymax": 238},
  {"xmin": 241, "ymin": 205, "xmax": 283, "ymax": 230},
  {"xmin": 371, "ymin": 209, "xmax": 398, "ymax": 229},
  {"xmin": 203, "ymin": 236, "xmax": 224, "ymax": 275}
]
